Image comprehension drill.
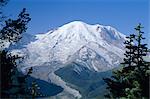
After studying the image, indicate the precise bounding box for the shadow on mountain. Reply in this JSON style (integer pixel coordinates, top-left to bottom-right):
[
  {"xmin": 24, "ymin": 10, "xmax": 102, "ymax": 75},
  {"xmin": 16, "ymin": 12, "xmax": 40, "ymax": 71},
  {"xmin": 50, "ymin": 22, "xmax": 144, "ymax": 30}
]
[
  {"xmin": 26, "ymin": 75, "xmax": 64, "ymax": 97},
  {"xmin": 55, "ymin": 62, "xmax": 112, "ymax": 99}
]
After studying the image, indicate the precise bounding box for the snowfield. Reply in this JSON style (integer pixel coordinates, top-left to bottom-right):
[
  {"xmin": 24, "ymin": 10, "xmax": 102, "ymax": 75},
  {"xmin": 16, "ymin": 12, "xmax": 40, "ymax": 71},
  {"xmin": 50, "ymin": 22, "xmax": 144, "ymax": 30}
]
[{"xmin": 23, "ymin": 21, "xmax": 125, "ymax": 70}]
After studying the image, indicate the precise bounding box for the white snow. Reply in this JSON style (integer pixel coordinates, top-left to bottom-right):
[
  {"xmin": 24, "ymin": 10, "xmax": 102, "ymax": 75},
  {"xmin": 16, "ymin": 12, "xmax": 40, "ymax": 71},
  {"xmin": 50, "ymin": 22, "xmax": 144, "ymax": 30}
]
[
  {"xmin": 23, "ymin": 21, "xmax": 125, "ymax": 68},
  {"xmin": 48, "ymin": 72, "xmax": 82, "ymax": 98}
]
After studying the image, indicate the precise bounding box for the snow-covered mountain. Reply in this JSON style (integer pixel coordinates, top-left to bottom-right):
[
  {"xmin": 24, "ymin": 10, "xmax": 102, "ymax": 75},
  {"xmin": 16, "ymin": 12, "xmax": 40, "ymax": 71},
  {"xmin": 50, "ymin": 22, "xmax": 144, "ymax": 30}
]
[
  {"xmin": 21, "ymin": 21, "xmax": 125, "ymax": 70},
  {"xmin": 13, "ymin": 21, "xmax": 126, "ymax": 98}
]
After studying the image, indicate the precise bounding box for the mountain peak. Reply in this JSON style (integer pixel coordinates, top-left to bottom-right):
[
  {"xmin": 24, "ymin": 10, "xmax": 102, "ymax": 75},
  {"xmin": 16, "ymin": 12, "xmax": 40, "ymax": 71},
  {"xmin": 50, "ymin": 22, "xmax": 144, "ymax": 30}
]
[
  {"xmin": 23, "ymin": 21, "xmax": 126, "ymax": 68},
  {"xmin": 66, "ymin": 21, "xmax": 86, "ymax": 25},
  {"xmin": 59, "ymin": 21, "xmax": 87, "ymax": 31},
  {"xmin": 57, "ymin": 21, "xmax": 125, "ymax": 40}
]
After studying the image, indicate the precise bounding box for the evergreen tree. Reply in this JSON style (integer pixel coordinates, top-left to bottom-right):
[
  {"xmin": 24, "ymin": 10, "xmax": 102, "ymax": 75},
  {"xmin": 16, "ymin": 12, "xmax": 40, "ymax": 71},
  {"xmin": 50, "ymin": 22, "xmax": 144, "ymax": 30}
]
[
  {"xmin": 104, "ymin": 24, "xmax": 150, "ymax": 98},
  {"xmin": 0, "ymin": 8, "xmax": 32, "ymax": 98}
]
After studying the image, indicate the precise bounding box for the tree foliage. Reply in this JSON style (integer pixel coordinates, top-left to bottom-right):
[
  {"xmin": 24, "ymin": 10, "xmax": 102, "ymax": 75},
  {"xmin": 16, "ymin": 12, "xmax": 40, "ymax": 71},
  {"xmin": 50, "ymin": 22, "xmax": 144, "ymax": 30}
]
[
  {"xmin": 104, "ymin": 24, "xmax": 150, "ymax": 99},
  {"xmin": 0, "ymin": 8, "xmax": 32, "ymax": 98},
  {"xmin": 0, "ymin": 8, "xmax": 31, "ymax": 46}
]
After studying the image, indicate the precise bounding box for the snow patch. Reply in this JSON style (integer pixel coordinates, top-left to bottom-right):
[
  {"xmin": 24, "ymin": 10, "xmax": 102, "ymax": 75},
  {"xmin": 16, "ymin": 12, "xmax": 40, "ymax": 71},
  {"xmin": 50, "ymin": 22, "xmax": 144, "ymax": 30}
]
[{"xmin": 48, "ymin": 72, "xmax": 82, "ymax": 99}]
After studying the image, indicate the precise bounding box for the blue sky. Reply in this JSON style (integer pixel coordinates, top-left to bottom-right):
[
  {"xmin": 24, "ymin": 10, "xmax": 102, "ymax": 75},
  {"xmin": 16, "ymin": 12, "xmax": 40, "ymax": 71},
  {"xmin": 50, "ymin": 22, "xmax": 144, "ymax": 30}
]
[{"xmin": 3, "ymin": 0, "xmax": 150, "ymax": 46}]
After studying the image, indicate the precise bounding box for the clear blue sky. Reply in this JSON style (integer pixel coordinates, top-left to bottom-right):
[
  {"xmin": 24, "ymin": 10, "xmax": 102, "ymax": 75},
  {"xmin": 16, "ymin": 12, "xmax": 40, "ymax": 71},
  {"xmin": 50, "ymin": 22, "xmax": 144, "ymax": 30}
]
[{"xmin": 3, "ymin": 0, "xmax": 150, "ymax": 46}]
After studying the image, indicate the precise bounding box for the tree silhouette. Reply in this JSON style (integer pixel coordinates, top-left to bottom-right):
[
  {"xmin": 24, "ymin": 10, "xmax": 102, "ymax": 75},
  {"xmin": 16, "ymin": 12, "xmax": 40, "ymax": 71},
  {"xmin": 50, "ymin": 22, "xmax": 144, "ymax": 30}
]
[
  {"xmin": 0, "ymin": 8, "xmax": 32, "ymax": 98},
  {"xmin": 104, "ymin": 24, "xmax": 150, "ymax": 98}
]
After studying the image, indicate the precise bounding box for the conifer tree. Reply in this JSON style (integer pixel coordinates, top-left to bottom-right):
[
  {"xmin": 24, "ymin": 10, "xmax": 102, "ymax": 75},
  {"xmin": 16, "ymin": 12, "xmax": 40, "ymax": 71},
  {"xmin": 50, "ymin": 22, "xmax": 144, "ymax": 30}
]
[
  {"xmin": 0, "ymin": 1, "xmax": 44, "ymax": 98},
  {"xmin": 0, "ymin": 8, "xmax": 31, "ymax": 98},
  {"xmin": 104, "ymin": 24, "xmax": 150, "ymax": 98},
  {"xmin": 132, "ymin": 24, "xmax": 149, "ymax": 97}
]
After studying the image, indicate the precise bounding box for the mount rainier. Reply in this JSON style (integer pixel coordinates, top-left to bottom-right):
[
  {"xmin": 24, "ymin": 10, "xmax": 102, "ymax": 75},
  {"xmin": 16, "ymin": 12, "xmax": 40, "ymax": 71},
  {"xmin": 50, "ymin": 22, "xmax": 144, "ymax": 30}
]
[{"xmin": 12, "ymin": 21, "xmax": 126, "ymax": 99}]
